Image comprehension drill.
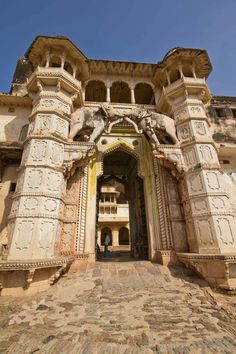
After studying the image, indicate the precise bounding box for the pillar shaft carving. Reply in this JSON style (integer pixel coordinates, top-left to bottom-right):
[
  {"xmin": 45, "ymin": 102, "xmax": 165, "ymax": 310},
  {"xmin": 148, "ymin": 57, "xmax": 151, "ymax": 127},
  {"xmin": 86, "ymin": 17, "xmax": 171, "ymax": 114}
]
[
  {"xmin": 161, "ymin": 78, "xmax": 236, "ymax": 254},
  {"xmin": 7, "ymin": 70, "xmax": 80, "ymax": 260}
]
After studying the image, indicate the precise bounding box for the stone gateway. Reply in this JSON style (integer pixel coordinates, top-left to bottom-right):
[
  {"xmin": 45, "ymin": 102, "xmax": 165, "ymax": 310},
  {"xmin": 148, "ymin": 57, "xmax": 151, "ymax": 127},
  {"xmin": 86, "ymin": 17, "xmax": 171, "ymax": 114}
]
[{"xmin": 0, "ymin": 35, "xmax": 236, "ymax": 295}]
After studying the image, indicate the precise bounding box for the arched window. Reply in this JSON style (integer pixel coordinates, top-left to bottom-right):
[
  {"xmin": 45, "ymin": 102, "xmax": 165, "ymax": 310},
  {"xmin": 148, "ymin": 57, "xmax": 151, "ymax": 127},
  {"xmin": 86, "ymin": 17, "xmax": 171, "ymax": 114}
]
[
  {"xmin": 101, "ymin": 227, "xmax": 112, "ymax": 245},
  {"xmin": 169, "ymin": 69, "xmax": 181, "ymax": 83},
  {"xmin": 50, "ymin": 55, "xmax": 61, "ymax": 68},
  {"xmin": 134, "ymin": 83, "xmax": 155, "ymax": 104},
  {"xmin": 85, "ymin": 80, "xmax": 106, "ymax": 102},
  {"xmin": 110, "ymin": 81, "xmax": 131, "ymax": 103},
  {"xmin": 19, "ymin": 124, "xmax": 29, "ymax": 141},
  {"xmin": 64, "ymin": 61, "xmax": 73, "ymax": 75},
  {"xmin": 119, "ymin": 227, "xmax": 129, "ymax": 245}
]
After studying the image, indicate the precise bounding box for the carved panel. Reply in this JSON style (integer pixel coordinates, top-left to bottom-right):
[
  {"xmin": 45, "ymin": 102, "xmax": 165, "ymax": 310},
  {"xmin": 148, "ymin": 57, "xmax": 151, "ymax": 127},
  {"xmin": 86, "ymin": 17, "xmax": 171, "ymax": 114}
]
[
  {"xmin": 194, "ymin": 121, "xmax": 206, "ymax": 135},
  {"xmin": 196, "ymin": 218, "xmax": 214, "ymax": 245},
  {"xmin": 46, "ymin": 171, "xmax": 61, "ymax": 192},
  {"xmin": 50, "ymin": 142, "xmax": 64, "ymax": 166},
  {"xmin": 37, "ymin": 114, "xmax": 51, "ymax": 132},
  {"xmin": 216, "ymin": 218, "xmax": 234, "ymax": 245},
  {"xmin": 27, "ymin": 169, "xmax": 43, "ymax": 190},
  {"xmin": 44, "ymin": 198, "xmax": 58, "ymax": 212},
  {"xmin": 199, "ymin": 145, "xmax": 213, "ymax": 163},
  {"xmin": 32, "ymin": 140, "xmax": 47, "ymax": 161},
  {"xmin": 55, "ymin": 117, "xmax": 68, "ymax": 138},
  {"xmin": 211, "ymin": 197, "xmax": 225, "ymax": 210},
  {"xmin": 15, "ymin": 220, "xmax": 33, "ymax": 249},
  {"xmin": 60, "ymin": 223, "xmax": 75, "ymax": 254},
  {"xmin": 189, "ymin": 174, "xmax": 203, "ymax": 193},
  {"xmin": 185, "ymin": 147, "xmax": 197, "ymax": 165},
  {"xmin": 177, "ymin": 124, "xmax": 191, "ymax": 140},
  {"xmin": 192, "ymin": 199, "xmax": 208, "ymax": 212},
  {"xmin": 23, "ymin": 197, "xmax": 39, "ymax": 211},
  {"xmin": 65, "ymin": 205, "xmax": 76, "ymax": 220},
  {"xmin": 206, "ymin": 172, "xmax": 220, "ymax": 190},
  {"xmin": 11, "ymin": 199, "xmax": 20, "ymax": 215},
  {"xmin": 38, "ymin": 220, "xmax": 55, "ymax": 249}
]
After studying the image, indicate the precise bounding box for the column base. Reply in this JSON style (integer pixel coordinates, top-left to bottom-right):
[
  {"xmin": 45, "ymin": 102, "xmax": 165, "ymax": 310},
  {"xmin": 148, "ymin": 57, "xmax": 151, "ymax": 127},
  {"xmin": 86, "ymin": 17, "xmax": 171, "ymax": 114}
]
[
  {"xmin": 177, "ymin": 253, "xmax": 236, "ymax": 291},
  {"xmin": 0, "ymin": 257, "xmax": 74, "ymax": 297}
]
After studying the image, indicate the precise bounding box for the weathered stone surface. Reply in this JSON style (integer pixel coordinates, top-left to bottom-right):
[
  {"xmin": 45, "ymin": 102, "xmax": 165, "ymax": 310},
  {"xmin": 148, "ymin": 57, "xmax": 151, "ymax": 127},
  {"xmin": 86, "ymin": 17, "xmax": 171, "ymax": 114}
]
[{"xmin": 0, "ymin": 260, "xmax": 236, "ymax": 353}]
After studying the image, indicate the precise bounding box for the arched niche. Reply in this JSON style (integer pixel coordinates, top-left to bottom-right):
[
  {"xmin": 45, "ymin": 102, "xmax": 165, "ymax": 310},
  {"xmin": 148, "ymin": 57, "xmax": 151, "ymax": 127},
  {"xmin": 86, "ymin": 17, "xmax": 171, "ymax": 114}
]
[
  {"xmin": 85, "ymin": 80, "xmax": 106, "ymax": 102},
  {"xmin": 101, "ymin": 227, "xmax": 112, "ymax": 245},
  {"xmin": 134, "ymin": 83, "xmax": 155, "ymax": 104},
  {"xmin": 110, "ymin": 81, "xmax": 131, "ymax": 103}
]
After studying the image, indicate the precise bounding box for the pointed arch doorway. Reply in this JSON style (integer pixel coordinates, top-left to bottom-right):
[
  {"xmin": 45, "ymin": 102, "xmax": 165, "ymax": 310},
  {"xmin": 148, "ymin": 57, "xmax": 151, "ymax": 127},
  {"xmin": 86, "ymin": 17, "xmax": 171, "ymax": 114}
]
[{"xmin": 97, "ymin": 149, "xmax": 149, "ymax": 259}]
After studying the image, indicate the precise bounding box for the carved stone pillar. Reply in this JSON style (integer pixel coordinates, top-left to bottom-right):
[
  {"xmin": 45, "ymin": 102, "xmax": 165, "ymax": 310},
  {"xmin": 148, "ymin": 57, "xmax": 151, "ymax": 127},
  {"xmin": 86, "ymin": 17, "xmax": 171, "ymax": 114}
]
[
  {"xmin": 162, "ymin": 77, "xmax": 236, "ymax": 254},
  {"xmin": 7, "ymin": 68, "xmax": 82, "ymax": 260},
  {"xmin": 112, "ymin": 227, "xmax": 119, "ymax": 247}
]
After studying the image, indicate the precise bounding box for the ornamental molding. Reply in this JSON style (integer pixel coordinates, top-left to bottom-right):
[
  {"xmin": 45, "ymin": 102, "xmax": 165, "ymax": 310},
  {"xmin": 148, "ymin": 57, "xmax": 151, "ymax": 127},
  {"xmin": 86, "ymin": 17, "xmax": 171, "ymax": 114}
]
[
  {"xmin": 177, "ymin": 253, "xmax": 236, "ymax": 262},
  {"xmin": 28, "ymin": 110, "xmax": 71, "ymax": 123},
  {"xmin": 0, "ymin": 257, "xmax": 74, "ymax": 271}
]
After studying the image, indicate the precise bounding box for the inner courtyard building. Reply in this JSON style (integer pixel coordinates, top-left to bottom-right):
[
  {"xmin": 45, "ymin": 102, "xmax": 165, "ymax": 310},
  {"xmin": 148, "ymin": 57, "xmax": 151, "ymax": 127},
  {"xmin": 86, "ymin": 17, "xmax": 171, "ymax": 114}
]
[{"xmin": 0, "ymin": 35, "xmax": 236, "ymax": 295}]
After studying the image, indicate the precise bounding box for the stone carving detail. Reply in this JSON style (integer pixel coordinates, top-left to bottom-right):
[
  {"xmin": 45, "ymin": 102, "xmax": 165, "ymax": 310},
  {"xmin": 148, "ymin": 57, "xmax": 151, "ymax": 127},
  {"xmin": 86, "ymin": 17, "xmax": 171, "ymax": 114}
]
[
  {"xmin": 194, "ymin": 121, "xmax": 206, "ymax": 135},
  {"xmin": 212, "ymin": 197, "xmax": 225, "ymax": 210},
  {"xmin": 11, "ymin": 199, "xmax": 20, "ymax": 215},
  {"xmin": 178, "ymin": 124, "xmax": 191, "ymax": 140},
  {"xmin": 23, "ymin": 198, "xmax": 38, "ymax": 211},
  {"xmin": 190, "ymin": 106, "xmax": 202, "ymax": 115},
  {"xmin": 102, "ymin": 104, "xmax": 179, "ymax": 146},
  {"xmin": 47, "ymin": 171, "xmax": 61, "ymax": 192},
  {"xmin": 55, "ymin": 118, "xmax": 67, "ymax": 138},
  {"xmin": 193, "ymin": 199, "xmax": 208, "ymax": 212},
  {"xmin": 27, "ymin": 169, "xmax": 43, "ymax": 190},
  {"xmin": 44, "ymin": 199, "xmax": 57, "ymax": 212},
  {"xmin": 38, "ymin": 115, "xmax": 51, "ymax": 132},
  {"xmin": 174, "ymin": 108, "xmax": 187, "ymax": 121},
  {"xmin": 217, "ymin": 218, "xmax": 234, "ymax": 245},
  {"xmin": 60, "ymin": 223, "xmax": 74, "ymax": 254},
  {"xmin": 69, "ymin": 104, "xmax": 178, "ymax": 146},
  {"xmin": 65, "ymin": 205, "xmax": 76, "ymax": 219},
  {"xmin": 197, "ymin": 218, "xmax": 214, "ymax": 245},
  {"xmin": 15, "ymin": 220, "xmax": 33, "ymax": 250},
  {"xmin": 199, "ymin": 145, "xmax": 213, "ymax": 163},
  {"xmin": 39, "ymin": 99, "xmax": 70, "ymax": 115},
  {"xmin": 185, "ymin": 147, "xmax": 197, "ymax": 165},
  {"xmin": 189, "ymin": 174, "xmax": 203, "ymax": 193},
  {"xmin": 206, "ymin": 172, "xmax": 220, "ymax": 190},
  {"xmin": 50, "ymin": 143, "xmax": 64, "ymax": 166},
  {"xmin": 38, "ymin": 220, "xmax": 55, "ymax": 249},
  {"xmin": 69, "ymin": 106, "xmax": 108, "ymax": 142},
  {"xmin": 32, "ymin": 141, "xmax": 47, "ymax": 161}
]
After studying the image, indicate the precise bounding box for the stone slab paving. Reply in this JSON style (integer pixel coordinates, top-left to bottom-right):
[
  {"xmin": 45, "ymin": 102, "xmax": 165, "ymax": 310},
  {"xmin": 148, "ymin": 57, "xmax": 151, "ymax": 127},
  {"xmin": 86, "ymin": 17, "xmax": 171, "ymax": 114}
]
[{"xmin": 0, "ymin": 259, "xmax": 236, "ymax": 353}]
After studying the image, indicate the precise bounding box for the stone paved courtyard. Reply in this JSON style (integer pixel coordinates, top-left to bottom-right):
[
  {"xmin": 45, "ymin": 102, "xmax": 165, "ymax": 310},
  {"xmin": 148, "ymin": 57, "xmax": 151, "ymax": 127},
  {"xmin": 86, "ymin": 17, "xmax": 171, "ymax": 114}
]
[{"xmin": 0, "ymin": 255, "xmax": 236, "ymax": 354}]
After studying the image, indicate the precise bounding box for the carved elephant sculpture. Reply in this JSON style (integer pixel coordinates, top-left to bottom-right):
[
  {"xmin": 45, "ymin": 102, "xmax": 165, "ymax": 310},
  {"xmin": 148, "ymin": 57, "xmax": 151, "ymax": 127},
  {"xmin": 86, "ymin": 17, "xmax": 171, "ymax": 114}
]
[
  {"xmin": 68, "ymin": 106, "xmax": 107, "ymax": 142},
  {"xmin": 131, "ymin": 109, "xmax": 179, "ymax": 146}
]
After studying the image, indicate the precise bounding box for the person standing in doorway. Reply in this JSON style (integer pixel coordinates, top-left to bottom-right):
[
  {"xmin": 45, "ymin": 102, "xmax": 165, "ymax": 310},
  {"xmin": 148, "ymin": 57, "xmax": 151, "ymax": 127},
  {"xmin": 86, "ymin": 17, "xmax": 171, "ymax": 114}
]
[{"xmin": 104, "ymin": 233, "xmax": 110, "ymax": 257}]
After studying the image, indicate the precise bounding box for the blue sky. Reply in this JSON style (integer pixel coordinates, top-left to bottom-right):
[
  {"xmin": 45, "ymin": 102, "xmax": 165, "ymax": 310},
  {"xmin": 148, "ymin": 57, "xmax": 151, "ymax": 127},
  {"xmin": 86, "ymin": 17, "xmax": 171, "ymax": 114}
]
[{"xmin": 0, "ymin": 0, "xmax": 235, "ymax": 96}]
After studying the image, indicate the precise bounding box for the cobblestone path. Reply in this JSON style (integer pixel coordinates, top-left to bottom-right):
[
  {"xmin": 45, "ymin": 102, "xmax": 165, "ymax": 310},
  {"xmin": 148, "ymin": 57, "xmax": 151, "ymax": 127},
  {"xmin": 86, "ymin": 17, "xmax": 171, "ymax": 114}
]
[{"xmin": 0, "ymin": 258, "xmax": 236, "ymax": 353}]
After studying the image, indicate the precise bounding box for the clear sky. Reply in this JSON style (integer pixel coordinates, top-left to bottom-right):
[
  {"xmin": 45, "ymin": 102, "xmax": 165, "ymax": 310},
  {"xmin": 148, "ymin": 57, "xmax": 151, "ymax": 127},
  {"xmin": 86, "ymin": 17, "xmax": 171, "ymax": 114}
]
[{"xmin": 0, "ymin": 0, "xmax": 235, "ymax": 96}]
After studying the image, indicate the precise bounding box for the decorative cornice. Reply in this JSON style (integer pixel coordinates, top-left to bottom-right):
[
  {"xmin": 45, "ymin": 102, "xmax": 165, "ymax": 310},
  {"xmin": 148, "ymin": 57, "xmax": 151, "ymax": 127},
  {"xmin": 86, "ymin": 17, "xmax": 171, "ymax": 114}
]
[
  {"xmin": 0, "ymin": 257, "xmax": 74, "ymax": 271},
  {"xmin": 177, "ymin": 252, "xmax": 236, "ymax": 262}
]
